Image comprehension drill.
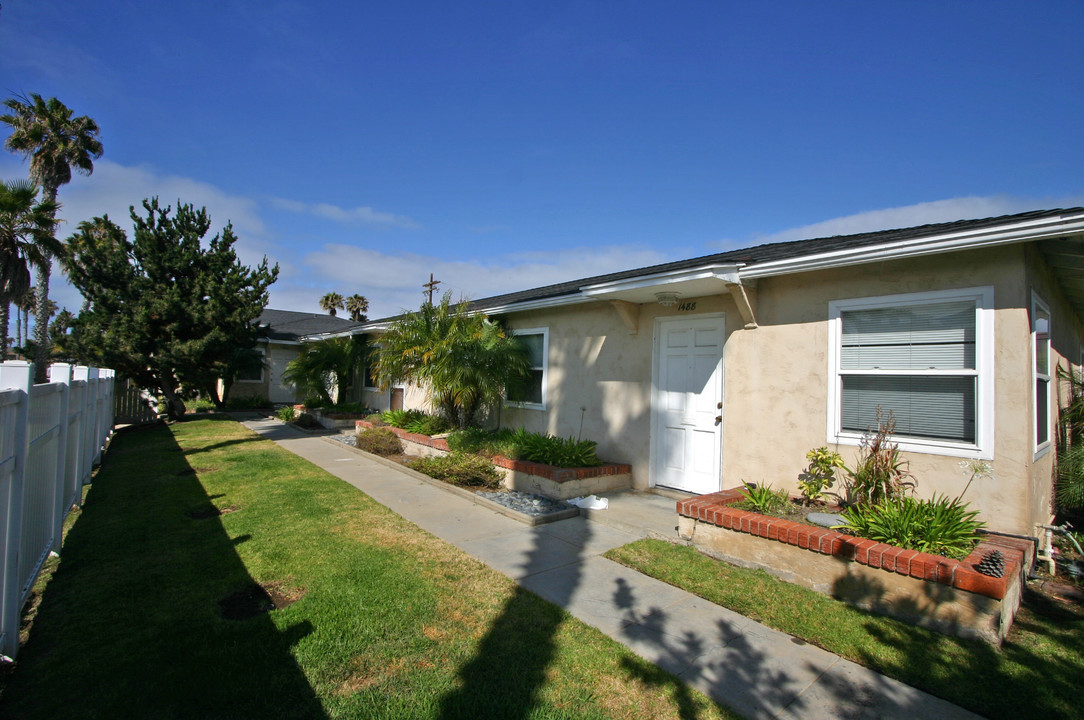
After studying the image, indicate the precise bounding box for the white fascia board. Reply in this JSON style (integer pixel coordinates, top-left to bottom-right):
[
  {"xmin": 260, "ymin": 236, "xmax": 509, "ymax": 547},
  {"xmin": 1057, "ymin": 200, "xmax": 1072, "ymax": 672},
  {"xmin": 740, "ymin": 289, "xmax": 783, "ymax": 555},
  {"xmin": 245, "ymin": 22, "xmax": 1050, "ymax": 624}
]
[
  {"xmin": 298, "ymin": 325, "xmax": 386, "ymax": 341},
  {"xmin": 741, "ymin": 212, "xmax": 1084, "ymax": 279},
  {"xmin": 581, "ymin": 263, "xmax": 745, "ymax": 297},
  {"xmin": 475, "ymin": 292, "xmax": 594, "ymax": 316}
]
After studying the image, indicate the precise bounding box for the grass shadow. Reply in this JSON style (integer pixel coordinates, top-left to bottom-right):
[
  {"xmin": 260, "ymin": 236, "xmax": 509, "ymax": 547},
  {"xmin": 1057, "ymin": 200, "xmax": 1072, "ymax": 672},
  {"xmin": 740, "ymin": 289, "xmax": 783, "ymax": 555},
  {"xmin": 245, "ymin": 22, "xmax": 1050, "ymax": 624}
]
[
  {"xmin": 0, "ymin": 424, "xmax": 326, "ymax": 720},
  {"xmin": 436, "ymin": 521, "xmax": 591, "ymax": 720}
]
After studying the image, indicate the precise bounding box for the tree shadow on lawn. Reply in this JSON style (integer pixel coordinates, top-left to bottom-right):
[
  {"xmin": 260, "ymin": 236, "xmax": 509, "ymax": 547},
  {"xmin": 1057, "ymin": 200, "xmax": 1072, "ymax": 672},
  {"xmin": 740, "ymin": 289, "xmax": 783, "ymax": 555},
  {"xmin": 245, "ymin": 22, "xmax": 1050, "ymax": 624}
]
[
  {"xmin": 842, "ymin": 574, "xmax": 1084, "ymax": 720},
  {"xmin": 0, "ymin": 424, "xmax": 325, "ymax": 720},
  {"xmin": 435, "ymin": 520, "xmax": 594, "ymax": 720}
]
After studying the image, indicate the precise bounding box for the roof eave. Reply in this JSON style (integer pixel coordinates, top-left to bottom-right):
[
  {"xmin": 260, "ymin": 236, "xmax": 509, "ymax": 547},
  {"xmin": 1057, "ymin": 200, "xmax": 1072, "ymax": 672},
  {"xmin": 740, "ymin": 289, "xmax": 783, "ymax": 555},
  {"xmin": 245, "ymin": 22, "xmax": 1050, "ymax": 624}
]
[{"xmin": 741, "ymin": 210, "xmax": 1084, "ymax": 279}]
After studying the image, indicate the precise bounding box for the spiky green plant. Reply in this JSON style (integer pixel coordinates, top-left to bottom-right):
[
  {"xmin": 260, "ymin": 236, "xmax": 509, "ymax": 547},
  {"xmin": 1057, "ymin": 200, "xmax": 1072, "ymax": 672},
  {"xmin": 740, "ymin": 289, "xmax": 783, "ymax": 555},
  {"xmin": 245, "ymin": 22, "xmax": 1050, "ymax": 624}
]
[
  {"xmin": 282, "ymin": 336, "xmax": 368, "ymax": 407},
  {"xmin": 735, "ymin": 483, "xmax": 790, "ymax": 514},
  {"xmin": 836, "ymin": 494, "xmax": 985, "ymax": 559},
  {"xmin": 371, "ymin": 292, "xmax": 531, "ymax": 429}
]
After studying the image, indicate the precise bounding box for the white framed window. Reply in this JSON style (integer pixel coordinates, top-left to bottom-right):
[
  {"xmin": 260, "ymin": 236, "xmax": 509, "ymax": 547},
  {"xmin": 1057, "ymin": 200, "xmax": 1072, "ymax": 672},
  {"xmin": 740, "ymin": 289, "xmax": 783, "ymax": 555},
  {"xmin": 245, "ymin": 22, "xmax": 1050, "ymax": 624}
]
[
  {"xmin": 1033, "ymin": 293, "xmax": 1052, "ymax": 457},
  {"xmin": 505, "ymin": 327, "xmax": 548, "ymax": 410},
  {"xmin": 827, "ymin": 287, "xmax": 994, "ymax": 459}
]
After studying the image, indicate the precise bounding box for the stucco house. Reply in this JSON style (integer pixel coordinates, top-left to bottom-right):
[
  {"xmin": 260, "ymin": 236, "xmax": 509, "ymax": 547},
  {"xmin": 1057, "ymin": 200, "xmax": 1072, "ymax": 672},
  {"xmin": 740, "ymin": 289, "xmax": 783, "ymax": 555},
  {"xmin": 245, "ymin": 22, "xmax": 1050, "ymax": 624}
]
[
  {"xmin": 345, "ymin": 208, "xmax": 1084, "ymax": 538},
  {"xmin": 225, "ymin": 309, "xmax": 364, "ymax": 404}
]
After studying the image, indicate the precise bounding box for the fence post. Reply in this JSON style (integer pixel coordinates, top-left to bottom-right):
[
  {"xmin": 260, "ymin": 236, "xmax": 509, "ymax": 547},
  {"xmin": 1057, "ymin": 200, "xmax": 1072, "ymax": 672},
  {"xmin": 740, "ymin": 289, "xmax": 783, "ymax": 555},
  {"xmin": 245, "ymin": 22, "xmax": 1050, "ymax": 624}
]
[
  {"xmin": 74, "ymin": 367, "xmax": 93, "ymax": 486},
  {"xmin": 47, "ymin": 364, "xmax": 72, "ymax": 556},
  {"xmin": 0, "ymin": 361, "xmax": 32, "ymax": 660}
]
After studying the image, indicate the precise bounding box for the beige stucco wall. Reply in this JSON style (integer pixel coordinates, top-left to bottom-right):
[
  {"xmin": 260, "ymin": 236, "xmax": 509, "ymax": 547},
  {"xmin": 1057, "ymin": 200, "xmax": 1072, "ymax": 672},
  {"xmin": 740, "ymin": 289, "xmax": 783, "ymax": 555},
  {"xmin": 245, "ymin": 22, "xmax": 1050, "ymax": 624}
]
[{"xmin": 501, "ymin": 243, "xmax": 1083, "ymax": 536}]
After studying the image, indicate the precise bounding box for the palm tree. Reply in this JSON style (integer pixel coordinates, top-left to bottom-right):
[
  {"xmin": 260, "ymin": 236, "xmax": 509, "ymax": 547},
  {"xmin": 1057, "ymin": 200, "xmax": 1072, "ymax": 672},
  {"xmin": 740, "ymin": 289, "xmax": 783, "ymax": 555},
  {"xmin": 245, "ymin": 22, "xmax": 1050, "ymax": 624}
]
[
  {"xmin": 0, "ymin": 179, "xmax": 59, "ymax": 359},
  {"xmin": 2, "ymin": 93, "xmax": 103, "ymax": 380},
  {"xmin": 16, "ymin": 286, "xmax": 35, "ymax": 349},
  {"xmin": 345, "ymin": 293, "xmax": 369, "ymax": 322},
  {"xmin": 372, "ymin": 293, "xmax": 530, "ymax": 428},
  {"xmin": 319, "ymin": 291, "xmax": 345, "ymax": 317},
  {"xmin": 282, "ymin": 336, "xmax": 368, "ymax": 406}
]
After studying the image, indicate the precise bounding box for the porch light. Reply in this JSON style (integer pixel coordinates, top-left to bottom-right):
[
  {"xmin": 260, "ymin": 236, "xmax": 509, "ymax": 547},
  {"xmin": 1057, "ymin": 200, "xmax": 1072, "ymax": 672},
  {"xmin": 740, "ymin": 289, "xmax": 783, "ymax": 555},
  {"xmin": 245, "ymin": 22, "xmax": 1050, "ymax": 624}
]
[{"xmin": 655, "ymin": 292, "xmax": 680, "ymax": 307}]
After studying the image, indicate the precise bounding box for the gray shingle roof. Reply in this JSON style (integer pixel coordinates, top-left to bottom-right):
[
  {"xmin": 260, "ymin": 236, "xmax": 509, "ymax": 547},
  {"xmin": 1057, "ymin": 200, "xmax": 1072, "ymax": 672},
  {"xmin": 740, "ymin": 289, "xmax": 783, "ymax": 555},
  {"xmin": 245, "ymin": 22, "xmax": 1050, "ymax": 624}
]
[
  {"xmin": 459, "ymin": 207, "xmax": 1084, "ymax": 313},
  {"xmin": 257, "ymin": 309, "xmax": 364, "ymax": 341}
]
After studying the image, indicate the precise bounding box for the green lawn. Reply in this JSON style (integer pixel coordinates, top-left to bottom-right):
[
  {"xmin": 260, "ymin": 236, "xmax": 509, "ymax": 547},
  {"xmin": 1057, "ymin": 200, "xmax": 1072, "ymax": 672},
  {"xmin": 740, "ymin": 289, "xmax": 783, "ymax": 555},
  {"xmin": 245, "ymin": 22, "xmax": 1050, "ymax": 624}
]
[
  {"xmin": 0, "ymin": 418, "xmax": 733, "ymax": 720},
  {"xmin": 605, "ymin": 539, "xmax": 1084, "ymax": 720}
]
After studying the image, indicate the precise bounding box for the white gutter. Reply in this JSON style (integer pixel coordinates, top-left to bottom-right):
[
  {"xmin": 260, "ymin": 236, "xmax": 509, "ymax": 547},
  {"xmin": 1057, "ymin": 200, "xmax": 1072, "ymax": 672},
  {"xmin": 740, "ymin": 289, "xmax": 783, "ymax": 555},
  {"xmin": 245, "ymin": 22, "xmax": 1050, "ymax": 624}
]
[{"xmin": 741, "ymin": 211, "xmax": 1084, "ymax": 279}]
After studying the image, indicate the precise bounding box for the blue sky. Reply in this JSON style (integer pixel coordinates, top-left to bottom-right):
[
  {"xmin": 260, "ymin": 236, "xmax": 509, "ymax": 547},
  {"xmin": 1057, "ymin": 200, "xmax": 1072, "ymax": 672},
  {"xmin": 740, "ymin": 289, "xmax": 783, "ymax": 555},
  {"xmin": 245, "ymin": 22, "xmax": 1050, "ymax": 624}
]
[{"xmin": 2, "ymin": 1, "xmax": 1083, "ymax": 320}]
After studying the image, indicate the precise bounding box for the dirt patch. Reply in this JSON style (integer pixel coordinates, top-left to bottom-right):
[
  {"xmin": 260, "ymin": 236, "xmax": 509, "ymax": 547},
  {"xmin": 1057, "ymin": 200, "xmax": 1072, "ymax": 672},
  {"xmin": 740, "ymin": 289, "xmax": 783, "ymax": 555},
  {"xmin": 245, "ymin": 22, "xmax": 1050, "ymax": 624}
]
[
  {"xmin": 218, "ymin": 582, "xmax": 305, "ymax": 620},
  {"xmin": 186, "ymin": 504, "xmax": 241, "ymax": 520}
]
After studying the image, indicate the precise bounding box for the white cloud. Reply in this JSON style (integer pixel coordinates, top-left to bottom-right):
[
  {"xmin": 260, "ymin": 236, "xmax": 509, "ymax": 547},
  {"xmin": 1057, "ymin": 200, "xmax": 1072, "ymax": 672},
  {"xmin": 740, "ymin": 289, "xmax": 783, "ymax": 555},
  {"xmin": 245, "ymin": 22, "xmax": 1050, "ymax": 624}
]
[
  {"xmin": 740, "ymin": 194, "xmax": 1084, "ymax": 247},
  {"xmin": 0, "ymin": 158, "xmax": 275, "ymax": 319},
  {"xmin": 272, "ymin": 197, "xmax": 421, "ymax": 229},
  {"xmin": 292, "ymin": 244, "xmax": 675, "ymax": 320}
]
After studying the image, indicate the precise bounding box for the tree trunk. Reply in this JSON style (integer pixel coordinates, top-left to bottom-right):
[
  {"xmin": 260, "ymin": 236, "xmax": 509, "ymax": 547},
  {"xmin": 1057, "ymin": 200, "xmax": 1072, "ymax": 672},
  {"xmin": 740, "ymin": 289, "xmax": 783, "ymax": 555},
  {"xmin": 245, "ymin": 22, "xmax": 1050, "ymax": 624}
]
[
  {"xmin": 158, "ymin": 381, "xmax": 187, "ymax": 421},
  {"xmin": 32, "ymin": 260, "xmax": 51, "ymax": 383},
  {"xmin": 0, "ymin": 301, "xmax": 8, "ymax": 359}
]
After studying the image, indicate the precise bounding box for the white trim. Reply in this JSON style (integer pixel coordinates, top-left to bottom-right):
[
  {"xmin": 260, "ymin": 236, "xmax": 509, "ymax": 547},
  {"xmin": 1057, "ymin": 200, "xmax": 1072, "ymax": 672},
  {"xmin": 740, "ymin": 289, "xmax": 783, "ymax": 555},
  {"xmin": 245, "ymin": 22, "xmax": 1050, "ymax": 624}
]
[
  {"xmin": 650, "ymin": 312, "xmax": 726, "ymax": 493},
  {"xmin": 581, "ymin": 263, "xmax": 744, "ymax": 297},
  {"xmin": 826, "ymin": 286, "xmax": 994, "ymax": 460},
  {"xmin": 744, "ymin": 212, "xmax": 1084, "ymax": 280},
  {"xmin": 504, "ymin": 327, "xmax": 549, "ymax": 411},
  {"xmin": 1033, "ymin": 292, "xmax": 1053, "ymax": 458}
]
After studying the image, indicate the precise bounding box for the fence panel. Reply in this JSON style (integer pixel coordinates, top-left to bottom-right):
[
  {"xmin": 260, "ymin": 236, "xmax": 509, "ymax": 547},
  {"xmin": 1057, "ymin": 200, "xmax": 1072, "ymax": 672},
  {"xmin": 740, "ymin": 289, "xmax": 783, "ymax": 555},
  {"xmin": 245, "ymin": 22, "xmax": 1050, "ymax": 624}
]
[
  {"xmin": 19, "ymin": 383, "xmax": 63, "ymax": 610},
  {"xmin": 114, "ymin": 376, "xmax": 157, "ymax": 426},
  {"xmin": 0, "ymin": 361, "xmax": 115, "ymax": 660},
  {"xmin": 0, "ymin": 388, "xmax": 26, "ymax": 659}
]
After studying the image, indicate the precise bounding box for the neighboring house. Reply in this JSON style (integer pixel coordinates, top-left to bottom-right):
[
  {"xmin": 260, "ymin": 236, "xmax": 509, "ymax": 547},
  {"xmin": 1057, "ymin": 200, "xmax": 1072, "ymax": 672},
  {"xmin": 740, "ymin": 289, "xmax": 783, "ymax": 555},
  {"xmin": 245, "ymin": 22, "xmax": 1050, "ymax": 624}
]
[
  {"xmin": 340, "ymin": 208, "xmax": 1084, "ymax": 537},
  {"xmin": 226, "ymin": 309, "xmax": 364, "ymax": 404}
]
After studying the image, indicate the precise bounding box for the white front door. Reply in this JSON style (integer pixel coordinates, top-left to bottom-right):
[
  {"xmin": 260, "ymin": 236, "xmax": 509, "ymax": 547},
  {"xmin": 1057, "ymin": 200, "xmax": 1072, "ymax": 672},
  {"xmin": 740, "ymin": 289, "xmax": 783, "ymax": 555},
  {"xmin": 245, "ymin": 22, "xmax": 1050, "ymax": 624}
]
[{"xmin": 652, "ymin": 315, "xmax": 724, "ymax": 494}]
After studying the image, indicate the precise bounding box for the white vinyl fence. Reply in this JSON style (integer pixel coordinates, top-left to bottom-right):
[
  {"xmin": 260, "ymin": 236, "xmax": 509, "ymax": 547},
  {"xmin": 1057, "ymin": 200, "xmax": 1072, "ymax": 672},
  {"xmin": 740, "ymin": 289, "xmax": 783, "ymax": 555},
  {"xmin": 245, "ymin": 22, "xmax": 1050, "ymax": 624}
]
[{"xmin": 0, "ymin": 361, "xmax": 115, "ymax": 660}]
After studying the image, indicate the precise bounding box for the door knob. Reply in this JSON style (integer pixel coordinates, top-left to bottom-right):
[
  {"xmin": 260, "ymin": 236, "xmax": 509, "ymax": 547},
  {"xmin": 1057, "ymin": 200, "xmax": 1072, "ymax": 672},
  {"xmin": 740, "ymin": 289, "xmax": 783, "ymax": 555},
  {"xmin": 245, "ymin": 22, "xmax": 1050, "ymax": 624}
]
[{"xmin": 715, "ymin": 415, "xmax": 722, "ymax": 423}]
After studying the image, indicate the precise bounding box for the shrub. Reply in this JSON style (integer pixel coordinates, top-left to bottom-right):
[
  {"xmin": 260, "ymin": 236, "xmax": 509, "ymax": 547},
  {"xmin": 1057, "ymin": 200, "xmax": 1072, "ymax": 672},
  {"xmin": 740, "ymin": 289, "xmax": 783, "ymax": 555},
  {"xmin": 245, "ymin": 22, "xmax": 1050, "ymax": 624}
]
[
  {"xmin": 514, "ymin": 431, "xmax": 602, "ymax": 467},
  {"xmin": 446, "ymin": 427, "xmax": 519, "ymax": 458},
  {"xmin": 293, "ymin": 412, "xmax": 322, "ymax": 429},
  {"xmin": 735, "ymin": 483, "xmax": 790, "ymax": 514},
  {"xmin": 406, "ymin": 452, "xmax": 503, "ymax": 488},
  {"xmin": 355, "ymin": 428, "xmax": 403, "ymax": 456},
  {"xmin": 326, "ymin": 401, "xmax": 371, "ymax": 415},
  {"xmin": 364, "ymin": 413, "xmax": 385, "ymax": 425},
  {"xmin": 835, "ymin": 494, "xmax": 986, "ymax": 559},
  {"xmin": 380, "ymin": 409, "xmax": 453, "ymax": 435},
  {"xmin": 224, "ymin": 394, "xmax": 271, "ymax": 410},
  {"xmin": 186, "ymin": 397, "xmax": 216, "ymax": 413},
  {"xmin": 798, "ymin": 447, "xmax": 844, "ymax": 504},
  {"xmin": 445, "ymin": 427, "xmax": 603, "ymax": 467},
  {"xmin": 276, "ymin": 406, "xmax": 297, "ymax": 423},
  {"xmin": 841, "ymin": 412, "xmax": 914, "ymax": 505}
]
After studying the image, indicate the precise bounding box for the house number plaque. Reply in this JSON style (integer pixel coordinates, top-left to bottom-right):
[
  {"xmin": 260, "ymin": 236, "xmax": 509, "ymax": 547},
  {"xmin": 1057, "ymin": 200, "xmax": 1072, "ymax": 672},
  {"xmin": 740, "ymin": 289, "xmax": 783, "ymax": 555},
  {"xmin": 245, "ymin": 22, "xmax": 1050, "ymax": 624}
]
[{"xmin": 678, "ymin": 302, "xmax": 697, "ymax": 311}]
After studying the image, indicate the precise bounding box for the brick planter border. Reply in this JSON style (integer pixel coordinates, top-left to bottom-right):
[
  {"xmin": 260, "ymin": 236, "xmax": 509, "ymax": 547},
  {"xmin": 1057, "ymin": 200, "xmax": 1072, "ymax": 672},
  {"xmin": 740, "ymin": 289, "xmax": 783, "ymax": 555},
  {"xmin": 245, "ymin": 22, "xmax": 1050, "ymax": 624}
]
[
  {"xmin": 354, "ymin": 420, "xmax": 632, "ymax": 498},
  {"xmin": 677, "ymin": 488, "xmax": 1033, "ymax": 643}
]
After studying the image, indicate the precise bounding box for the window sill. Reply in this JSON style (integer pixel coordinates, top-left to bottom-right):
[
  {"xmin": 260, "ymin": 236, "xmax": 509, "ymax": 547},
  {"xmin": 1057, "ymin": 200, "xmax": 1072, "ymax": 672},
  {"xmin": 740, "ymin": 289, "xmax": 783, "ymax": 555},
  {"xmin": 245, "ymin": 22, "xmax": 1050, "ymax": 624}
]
[
  {"xmin": 830, "ymin": 431, "xmax": 991, "ymax": 461},
  {"xmin": 504, "ymin": 401, "xmax": 546, "ymax": 412}
]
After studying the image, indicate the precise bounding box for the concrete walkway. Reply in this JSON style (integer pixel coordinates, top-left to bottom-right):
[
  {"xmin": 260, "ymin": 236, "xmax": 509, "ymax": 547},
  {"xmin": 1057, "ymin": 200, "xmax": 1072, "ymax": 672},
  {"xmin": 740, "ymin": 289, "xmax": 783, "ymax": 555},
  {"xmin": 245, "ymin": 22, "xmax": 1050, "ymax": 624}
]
[{"xmin": 241, "ymin": 417, "xmax": 982, "ymax": 720}]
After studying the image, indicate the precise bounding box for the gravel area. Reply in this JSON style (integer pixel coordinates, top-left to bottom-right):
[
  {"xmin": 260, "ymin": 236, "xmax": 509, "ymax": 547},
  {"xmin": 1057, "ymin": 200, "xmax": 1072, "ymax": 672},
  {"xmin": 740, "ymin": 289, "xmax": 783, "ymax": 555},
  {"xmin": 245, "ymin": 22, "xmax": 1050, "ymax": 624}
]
[{"xmin": 477, "ymin": 490, "xmax": 574, "ymax": 517}]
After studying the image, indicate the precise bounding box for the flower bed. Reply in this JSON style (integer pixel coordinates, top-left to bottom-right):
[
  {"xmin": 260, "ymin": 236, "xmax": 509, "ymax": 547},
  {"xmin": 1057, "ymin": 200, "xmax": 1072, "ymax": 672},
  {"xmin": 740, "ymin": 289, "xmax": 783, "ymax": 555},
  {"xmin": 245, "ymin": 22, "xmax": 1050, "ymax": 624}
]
[
  {"xmin": 677, "ymin": 488, "xmax": 1033, "ymax": 644},
  {"xmin": 294, "ymin": 405, "xmax": 371, "ymax": 430},
  {"xmin": 355, "ymin": 420, "xmax": 632, "ymax": 499}
]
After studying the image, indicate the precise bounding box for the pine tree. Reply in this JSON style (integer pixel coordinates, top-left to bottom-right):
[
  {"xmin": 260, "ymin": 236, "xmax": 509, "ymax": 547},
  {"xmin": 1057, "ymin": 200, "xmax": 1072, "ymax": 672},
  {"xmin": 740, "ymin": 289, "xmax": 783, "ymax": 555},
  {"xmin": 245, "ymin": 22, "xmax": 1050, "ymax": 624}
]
[{"xmin": 65, "ymin": 200, "xmax": 278, "ymax": 419}]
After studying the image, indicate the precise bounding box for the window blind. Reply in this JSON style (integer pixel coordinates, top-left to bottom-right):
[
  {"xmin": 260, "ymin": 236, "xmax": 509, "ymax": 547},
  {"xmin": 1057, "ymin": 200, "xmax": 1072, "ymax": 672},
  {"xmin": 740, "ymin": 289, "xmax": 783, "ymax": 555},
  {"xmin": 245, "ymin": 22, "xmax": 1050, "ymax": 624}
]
[{"xmin": 839, "ymin": 300, "xmax": 977, "ymax": 443}]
